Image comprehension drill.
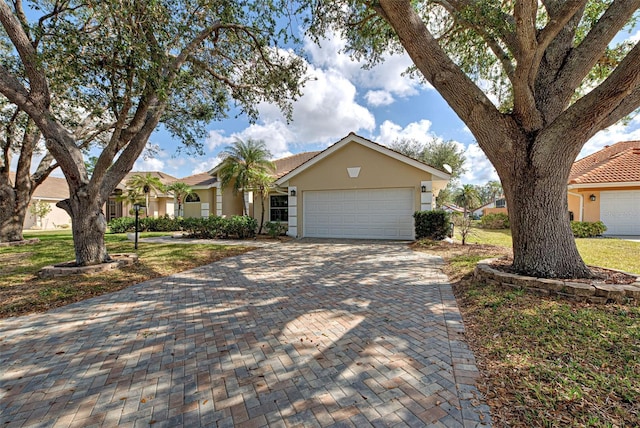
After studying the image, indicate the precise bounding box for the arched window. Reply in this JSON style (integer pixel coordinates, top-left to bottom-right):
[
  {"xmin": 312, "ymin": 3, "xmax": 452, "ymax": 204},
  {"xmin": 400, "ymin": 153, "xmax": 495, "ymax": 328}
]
[{"xmin": 185, "ymin": 193, "xmax": 200, "ymax": 203}]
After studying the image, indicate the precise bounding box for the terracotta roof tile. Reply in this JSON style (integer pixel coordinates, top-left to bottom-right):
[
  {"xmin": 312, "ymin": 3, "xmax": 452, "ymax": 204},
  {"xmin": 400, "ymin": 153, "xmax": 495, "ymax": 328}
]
[{"xmin": 569, "ymin": 141, "xmax": 640, "ymax": 184}]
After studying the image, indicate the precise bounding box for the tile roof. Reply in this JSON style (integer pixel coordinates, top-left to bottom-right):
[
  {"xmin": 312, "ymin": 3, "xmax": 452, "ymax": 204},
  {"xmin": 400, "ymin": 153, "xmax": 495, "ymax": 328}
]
[
  {"xmin": 272, "ymin": 151, "xmax": 321, "ymax": 178},
  {"xmin": 8, "ymin": 172, "xmax": 70, "ymax": 200},
  {"xmin": 178, "ymin": 172, "xmax": 218, "ymax": 187},
  {"xmin": 117, "ymin": 171, "xmax": 178, "ymax": 189},
  {"xmin": 569, "ymin": 141, "xmax": 640, "ymax": 184}
]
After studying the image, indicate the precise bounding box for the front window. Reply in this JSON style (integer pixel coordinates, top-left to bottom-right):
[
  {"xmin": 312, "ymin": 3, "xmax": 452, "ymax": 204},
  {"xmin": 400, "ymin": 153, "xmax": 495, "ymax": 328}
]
[
  {"xmin": 185, "ymin": 193, "xmax": 200, "ymax": 202},
  {"xmin": 495, "ymin": 198, "xmax": 506, "ymax": 208},
  {"xmin": 270, "ymin": 195, "xmax": 288, "ymax": 221}
]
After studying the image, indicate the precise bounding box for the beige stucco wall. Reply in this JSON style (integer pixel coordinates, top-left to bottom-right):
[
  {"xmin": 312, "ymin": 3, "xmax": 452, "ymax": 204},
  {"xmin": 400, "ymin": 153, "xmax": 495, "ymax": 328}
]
[
  {"xmin": 282, "ymin": 142, "xmax": 438, "ymax": 237},
  {"xmin": 183, "ymin": 188, "xmax": 216, "ymax": 218},
  {"xmin": 24, "ymin": 199, "xmax": 71, "ymax": 230},
  {"xmin": 567, "ymin": 186, "xmax": 640, "ymax": 223},
  {"xmin": 221, "ymin": 188, "xmax": 244, "ymax": 217}
]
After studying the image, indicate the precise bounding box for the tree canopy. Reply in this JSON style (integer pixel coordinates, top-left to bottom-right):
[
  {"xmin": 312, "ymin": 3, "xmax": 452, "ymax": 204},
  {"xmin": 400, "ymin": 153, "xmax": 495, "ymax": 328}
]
[{"xmin": 0, "ymin": 0, "xmax": 306, "ymax": 264}]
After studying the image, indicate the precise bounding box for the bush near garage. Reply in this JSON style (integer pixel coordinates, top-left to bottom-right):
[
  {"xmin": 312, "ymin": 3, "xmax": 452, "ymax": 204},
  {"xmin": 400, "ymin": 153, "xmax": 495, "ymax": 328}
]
[
  {"xmin": 480, "ymin": 213, "xmax": 510, "ymax": 229},
  {"xmin": 414, "ymin": 210, "xmax": 451, "ymax": 240},
  {"xmin": 571, "ymin": 221, "xmax": 607, "ymax": 238}
]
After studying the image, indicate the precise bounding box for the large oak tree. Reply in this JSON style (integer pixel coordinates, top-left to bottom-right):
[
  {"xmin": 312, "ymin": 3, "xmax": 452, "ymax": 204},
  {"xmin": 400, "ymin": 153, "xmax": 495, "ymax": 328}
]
[
  {"xmin": 0, "ymin": 0, "xmax": 305, "ymax": 265},
  {"xmin": 307, "ymin": 0, "xmax": 640, "ymax": 278}
]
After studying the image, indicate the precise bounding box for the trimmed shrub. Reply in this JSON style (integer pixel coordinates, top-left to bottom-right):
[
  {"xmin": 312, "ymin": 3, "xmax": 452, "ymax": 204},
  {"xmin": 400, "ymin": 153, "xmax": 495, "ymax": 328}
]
[
  {"xmin": 571, "ymin": 221, "xmax": 607, "ymax": 238},
  {"xmin": 480, "ymin": 213, "xmax": 510, "ymax": 229},
  {"xmin": 414, "ymin": 210, "xmax": 451, "ymax": 240},
  {"xmin": 265, "ymin": 221, "xmax": 287, "ymax": 238},
  {"xmin": 107, "ymin": 217, "xmax": 136, "ymax": 233}
]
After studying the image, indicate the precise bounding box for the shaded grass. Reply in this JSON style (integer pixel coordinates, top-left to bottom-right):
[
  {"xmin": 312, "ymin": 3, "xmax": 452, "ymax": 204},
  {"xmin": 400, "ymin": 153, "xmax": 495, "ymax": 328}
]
[
  {"xmin": 415, "ymin": 237, "xmax": 640, "ymax": 427},
  {"xmin": 0, "ymin": 231, "xmax": 253, "ymax": 317}
]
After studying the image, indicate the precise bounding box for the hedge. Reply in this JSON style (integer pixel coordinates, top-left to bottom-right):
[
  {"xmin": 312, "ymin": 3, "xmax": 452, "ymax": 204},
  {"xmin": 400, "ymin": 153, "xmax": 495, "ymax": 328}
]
[
  {"xmin": 414, "ymin": 210, "xmax": 451, "ymax": 240},
  {"xmin": 107, "ymin": 215, "xmax": 258, "ymax": 239},
  {"xmin": 571, "ymin": 221, "xmax": 607, "ymax": 238},
  {"xmin": 480, "ymin": 213, "xmax": 510, "ymax": 229}
]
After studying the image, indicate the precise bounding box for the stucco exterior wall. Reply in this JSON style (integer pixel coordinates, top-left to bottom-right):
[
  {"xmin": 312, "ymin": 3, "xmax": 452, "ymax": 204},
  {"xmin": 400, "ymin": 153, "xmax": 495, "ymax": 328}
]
[
  {"xmin": 283, "ymin": 143, "xmax": 435, "ymax": 237},
  {"xmin": 24, "ymin": 199, "xmax": 71, "ymax": 230},
  {"xmin": 183, "ymin": 189, "xmax": 215, "ymax": 218},
  {"xmin": 221, "ymin": 188, "xmax": 244, "ymax": 217}
]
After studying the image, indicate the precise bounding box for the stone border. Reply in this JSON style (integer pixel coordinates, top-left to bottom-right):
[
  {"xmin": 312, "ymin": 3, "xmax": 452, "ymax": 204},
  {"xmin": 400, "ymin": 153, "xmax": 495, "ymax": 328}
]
[
  {"xmin": 0, "ymin": 238, "xmax": 40, "ymax": 247},
  {"xmin": 38, "ymin": 253, "xmax": 139, "ymax": 278},
  {"xmin": 474, "ymin": 258, "xmax": 640, "ymax": 304}
]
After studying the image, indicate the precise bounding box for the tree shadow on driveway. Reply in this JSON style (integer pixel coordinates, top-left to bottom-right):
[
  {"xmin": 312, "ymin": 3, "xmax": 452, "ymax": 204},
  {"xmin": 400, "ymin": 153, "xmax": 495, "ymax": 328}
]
[{"xmin": 0, "ymin": 240, "xmax": 492, "ymax": 427}]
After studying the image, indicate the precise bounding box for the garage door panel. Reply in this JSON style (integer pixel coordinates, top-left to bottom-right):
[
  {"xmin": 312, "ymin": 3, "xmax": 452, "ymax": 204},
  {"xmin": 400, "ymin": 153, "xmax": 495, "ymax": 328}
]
[
  {"xmin": 304, "ymin": 189, "xmax": 415, "ymax": 240},
  {"xmin": 600, "ymin": 191, "xmax": 640, "ymax": 235}
]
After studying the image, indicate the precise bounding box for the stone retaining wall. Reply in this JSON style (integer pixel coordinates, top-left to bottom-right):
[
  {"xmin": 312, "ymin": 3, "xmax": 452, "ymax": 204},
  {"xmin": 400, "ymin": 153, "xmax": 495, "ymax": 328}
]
[
  {"xmin": 474, "ymin": 259, "xmax": 640, "ymax": 304},
  {"xmin": 38, "ymin": 254, "xmax": 138, "ymax": 278}
]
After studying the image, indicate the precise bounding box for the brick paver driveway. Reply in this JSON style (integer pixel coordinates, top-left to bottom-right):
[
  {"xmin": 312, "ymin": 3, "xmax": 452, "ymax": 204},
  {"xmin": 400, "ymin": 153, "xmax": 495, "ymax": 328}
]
[{"xmin": 0, "ymin": 240, "xmax": 492, "ymax": 427}]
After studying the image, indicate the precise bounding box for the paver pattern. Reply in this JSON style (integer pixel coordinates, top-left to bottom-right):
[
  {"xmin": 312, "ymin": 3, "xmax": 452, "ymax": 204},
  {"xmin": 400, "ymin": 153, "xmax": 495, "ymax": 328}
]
[{"xmin": 0, "ymin": 240, "xmax": 491, "ymax": 427}]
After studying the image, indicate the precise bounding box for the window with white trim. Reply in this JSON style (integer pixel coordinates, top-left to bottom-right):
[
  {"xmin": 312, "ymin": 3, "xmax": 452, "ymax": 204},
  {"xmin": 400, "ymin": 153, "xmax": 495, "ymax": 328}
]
[{"xmin": 270, "ymin": 195, "xmax": 288, "ymax": 221}]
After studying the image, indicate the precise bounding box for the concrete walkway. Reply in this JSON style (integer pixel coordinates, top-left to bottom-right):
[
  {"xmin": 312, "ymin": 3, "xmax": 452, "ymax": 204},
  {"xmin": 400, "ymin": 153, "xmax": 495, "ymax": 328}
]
[{"xmin": 0, "ymin": 240, "xmax": 491, "ymax": 427}]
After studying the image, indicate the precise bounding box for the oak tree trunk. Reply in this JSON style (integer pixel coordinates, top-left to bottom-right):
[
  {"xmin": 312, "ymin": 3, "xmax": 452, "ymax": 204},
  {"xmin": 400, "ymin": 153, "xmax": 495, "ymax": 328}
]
[
  {"xmin": 0, "ymin": 183, "xmax": 25, "ymax": 242},
  {"xmin": 58, "ymin": 194, "xmax": 110, "ymax": 266},
  {"xmin": 494, "ymin": 135, "xmax": 593, "ymax": 279}
]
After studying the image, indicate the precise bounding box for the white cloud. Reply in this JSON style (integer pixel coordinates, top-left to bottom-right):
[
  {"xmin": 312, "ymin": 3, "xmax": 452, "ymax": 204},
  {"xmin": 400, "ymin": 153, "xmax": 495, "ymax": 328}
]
[
  {"xmin": 257, "ymin": 63, "xmax": 376, "ymax": 145},
  {"xmin": 304, "ymin": 32, "xmax": 429, "ymax": 100},
  {"xmin": 133, "ymin": 156, "xmax": 164, "ymax": 172},
  {"xmin": 365, "ymin": 90, "xmax": 394, "ymax": 107},
  {"xmin": 191, "ymin": 155, "xmax": 223, "ymax": 175},
  {"xmin": 579, "ymin": 114, "xmax": 640, "ymax": 159},
  {"xmin": 629, "ymin": 29, "xmax": 640, "ymax": 42},
  {"xmin": 460, "ymin": 143, "xmax": 499, "ymax": 185},
  {"xmin": 376, "ymin": 119, "xmax": 438, "ymax": 146}
]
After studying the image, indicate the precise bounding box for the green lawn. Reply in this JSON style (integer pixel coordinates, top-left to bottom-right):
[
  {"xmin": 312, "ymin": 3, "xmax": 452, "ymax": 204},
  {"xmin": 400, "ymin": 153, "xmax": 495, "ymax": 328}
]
[
  {"xmin": 0, "ymin": 230, "xmax": 253, "ymax": 317},
  {"xmin": 459, "ymin": 227, "xmax": 640, "ymax": 274}
]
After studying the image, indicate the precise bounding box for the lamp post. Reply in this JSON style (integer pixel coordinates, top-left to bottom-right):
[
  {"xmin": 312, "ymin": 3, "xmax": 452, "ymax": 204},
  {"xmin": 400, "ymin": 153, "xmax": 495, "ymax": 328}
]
[{"xmin": 133, "ymin": 203, "xmax": 140, "ymax": 250}]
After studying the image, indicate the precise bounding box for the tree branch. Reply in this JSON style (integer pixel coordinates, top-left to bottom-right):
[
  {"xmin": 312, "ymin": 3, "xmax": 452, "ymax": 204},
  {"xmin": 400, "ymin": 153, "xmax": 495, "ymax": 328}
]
[
  {"xmin": 544, "ymin": 41, "xmax": 640, "ymax": 146},
  {"xmin": 554, "ymin": 0, "xmax": 640, "ymax": 96}
]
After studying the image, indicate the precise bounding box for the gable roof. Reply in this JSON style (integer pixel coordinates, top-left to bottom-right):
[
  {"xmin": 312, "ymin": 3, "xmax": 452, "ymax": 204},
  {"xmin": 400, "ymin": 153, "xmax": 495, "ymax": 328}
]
[
  {"xmin": 116, "ymin": 171, "xmax": 178, "ymax": 191},
  {"xmin": 178, "ymin": 172, "xmax": 218, "ymax": 188},
  {"xmin": 273, "ymin": 151, "xmax": 321, "ymax": 178},
  {"xmin": 569, "ymin": 141, "xmax": 640, "ymax": 185},
  {"xmin": 275, "ymin": 132, "xmax": 451, "ymax": 185},
  {"xmin": 8, "ymin": 172, "xmax": 70, "ymax": 201}
]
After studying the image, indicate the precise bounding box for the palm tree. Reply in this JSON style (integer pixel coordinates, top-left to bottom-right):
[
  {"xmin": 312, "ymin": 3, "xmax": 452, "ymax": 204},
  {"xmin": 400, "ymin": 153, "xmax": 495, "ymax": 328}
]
[
  {"xmin": 454, "ymin": 184, "xmax": 480, "ymax": 217},
  {"xmin": 250, "ymin": 172, "xmax": 273, "ymax": 234},
  {"xmin": 217, "ymin": 139, "xmax": 275, "ymax": 216},
  {"xmin": 166, "ymin": 182, "xmax": 195, "ymax": 217},
  {"xmin": 126, "ymin": 173, "xmax": 166, "ymax": 217}
]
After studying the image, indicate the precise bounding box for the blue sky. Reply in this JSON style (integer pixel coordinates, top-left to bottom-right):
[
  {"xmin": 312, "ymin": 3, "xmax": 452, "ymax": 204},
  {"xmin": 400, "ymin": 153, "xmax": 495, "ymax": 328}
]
[{"xmin": 134, "ymin": 29, "xmax": 640, "ymax": 185}]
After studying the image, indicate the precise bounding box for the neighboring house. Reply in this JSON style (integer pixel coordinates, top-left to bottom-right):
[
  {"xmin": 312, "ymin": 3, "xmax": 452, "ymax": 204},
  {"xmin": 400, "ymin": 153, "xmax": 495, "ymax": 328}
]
[
  {"xmin": 247, "ymin": 132, "xmax": 451, "ymax": 240},
  {"xmin": 8, "ymin": 172, "xmax": 72, "ymax": 230},
  {"xmin": 567, "ymin": 141, "xmax": 640, "ymax": 235},
  {"xmin": 472, "ymin": 198, "xmax": 507, "ymax": 217},
  {"xmin": 177, "ymin": 172, "xmax": 219, "ymax": 218},
  {"xmin": 442, "ymin": 203, "xmax": 465, "ymax": 215},
  {"xmin": 107, "ymin": 171, "xmax": 178, "ymax": 220}
]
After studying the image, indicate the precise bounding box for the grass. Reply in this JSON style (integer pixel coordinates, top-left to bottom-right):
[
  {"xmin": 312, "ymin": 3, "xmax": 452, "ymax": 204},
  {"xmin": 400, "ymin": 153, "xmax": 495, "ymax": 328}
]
[
  {"xmin": 457, "ymin": 227, "xmax": 640, "ymax": 274},
  {"xmin": 415, "ymin": 228, "xmax": 640, "ymax": 427},
  {"xmin": 0, "ymin": 230, "xmax": 253, "ymax": 317}
]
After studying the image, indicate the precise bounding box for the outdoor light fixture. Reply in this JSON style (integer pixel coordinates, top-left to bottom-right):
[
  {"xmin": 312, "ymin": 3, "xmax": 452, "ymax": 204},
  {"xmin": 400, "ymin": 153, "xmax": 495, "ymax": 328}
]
[
  {"xmin": 133, "ymin": 203, "xmax": 141, "ymax": 249},
  {"xmin": 589, "ymin": 194, "xmax": 596, "ymax": 201},
  {"xmin": 421, "ymin": 185, "xmax": 427, "ymax": 193},
  {"xmin": 290, "ymin": 189, "xmax": 296, "ymax": 197}
]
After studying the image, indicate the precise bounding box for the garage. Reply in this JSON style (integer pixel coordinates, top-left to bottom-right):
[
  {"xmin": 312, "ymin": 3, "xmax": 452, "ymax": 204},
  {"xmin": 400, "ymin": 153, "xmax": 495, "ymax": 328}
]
[
  {"xmin": 600, "ymin": 190, "xmax": 640, "ymax": 235},
  {"xmin": 303, "ymin": 188, "xmax": 415, "ymax": 240}
]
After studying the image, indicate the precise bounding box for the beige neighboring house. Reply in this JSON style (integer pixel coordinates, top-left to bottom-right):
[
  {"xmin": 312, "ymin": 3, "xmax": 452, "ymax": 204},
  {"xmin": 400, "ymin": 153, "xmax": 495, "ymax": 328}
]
[
  {"xmin": 472, "ymin": 198, "xmax": 507, "ymax": 217},
  {"xmin": 206, "ymin": 132, "xmax": 450, "ymax": 240},
  {"xmin": 568, "ymin": 141, "xmax": 640, "ymax": 235},
  {"xmin": 10, "ymin": 173, "xmax": 72, "ymax": 230},
  {"xmin": 107, "ymin": 171, "xmax": 178, "ymax": 220}
]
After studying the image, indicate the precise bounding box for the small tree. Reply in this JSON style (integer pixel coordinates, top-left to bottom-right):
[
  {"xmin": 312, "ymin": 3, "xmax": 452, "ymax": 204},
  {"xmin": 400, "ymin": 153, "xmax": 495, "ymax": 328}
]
[
  {"xmin": 126, "ymin": 174, "xmax": 166, "ymax": 218},
  {"xmin": 453, "ymin": 214, "xmax": 474, "ymax": 245},
  {"xmin": 217, "ymin": 139, "xmax": 275, "ymax": 216},
  {"xmin": 166, "ymin": 182, "xmax": 194, "ymax": 217},
  {"xmin": 454, "ymin": 185, "xmax": 481, "ymax": 218},
  {"xmin": 29, "ymin": 200, "xmax": 52, "ymax": 229}
]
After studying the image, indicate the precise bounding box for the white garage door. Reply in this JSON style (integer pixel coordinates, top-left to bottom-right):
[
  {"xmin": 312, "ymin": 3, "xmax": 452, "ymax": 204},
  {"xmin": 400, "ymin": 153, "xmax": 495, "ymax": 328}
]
[
  {"xmin": 600, "ymin": 190, "xmax": 640, "ymax": 235},
  {"xmin": 304, "ymin": 188, "xmax": 415, "ymax": 240}
]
